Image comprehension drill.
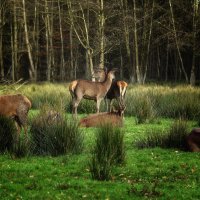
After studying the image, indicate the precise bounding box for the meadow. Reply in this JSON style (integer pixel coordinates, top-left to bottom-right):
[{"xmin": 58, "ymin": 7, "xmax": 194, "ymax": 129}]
[{"xmin": 0, "ymin": 83, "xmax": 200, "ymax": 199}]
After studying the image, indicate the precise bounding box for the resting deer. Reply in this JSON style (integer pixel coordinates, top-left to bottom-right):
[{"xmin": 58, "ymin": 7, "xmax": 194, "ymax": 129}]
[
  {"xmin": 186, "ymin": 128, "xmax": 200, "ymax": 152},
  {"xmin": 0, "ymin": 94, "xmax": 32, "ymax": 135},
  {"xmin": 79, "ymin": 106, "xmax": 125, "ymax": 127},
  {"xmin": 92, "ymin": 68, "xmax": 128, "ymax": 112},
  {"xmin": 69, "ymin": 69, "xmax": 117, "ymax": 117}
]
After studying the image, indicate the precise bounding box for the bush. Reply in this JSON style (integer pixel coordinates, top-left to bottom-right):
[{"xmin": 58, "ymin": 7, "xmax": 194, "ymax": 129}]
[
  {"xmin": 30, "ymin": 111, "xmax": 84, "ymax": 156},
  {"xmin": 89, "ymin": 124, "xmax": 125, "ymax": 181},
  {"xmin": 135, "ymin": 118, "xmax": 189, "ymax": 150}
]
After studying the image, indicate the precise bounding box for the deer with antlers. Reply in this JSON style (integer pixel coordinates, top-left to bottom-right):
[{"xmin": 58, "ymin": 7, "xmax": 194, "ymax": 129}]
[{"xmin": 69, "ymin": 69, "xmax": 117, "ymax": 117}]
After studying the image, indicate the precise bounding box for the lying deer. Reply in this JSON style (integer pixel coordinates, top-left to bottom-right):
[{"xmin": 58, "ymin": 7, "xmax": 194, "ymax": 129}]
[
  {"xmin": 0, "ymin": 94, "xmax": 32, "ymax": 135},
  {"xmin": 69, "ymin": 69, "xmax": 117, "ymax": 117},
  {"xmin": 92, "ymin": 68, "xmax": 128, "ymax": 112},
  {"xmin": 186, "ymin": 128, "xmax": 200, "ymax": 152},
  {"xmin": 79, "ymin": 106, "xmax": 125, "ymax": 127}
]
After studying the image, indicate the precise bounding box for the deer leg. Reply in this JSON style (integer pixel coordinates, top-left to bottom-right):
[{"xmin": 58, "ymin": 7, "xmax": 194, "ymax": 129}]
[
  {"xmin": 96, "ymin": 99, "xmax": 102, "ymax": 113},
  {"xmin": 109, "ymin": 99, "xmax": 113, "ymax": 112},
  {"xmin": 73, "ymin": 97, "xmax": 82, "ymax": 118}
]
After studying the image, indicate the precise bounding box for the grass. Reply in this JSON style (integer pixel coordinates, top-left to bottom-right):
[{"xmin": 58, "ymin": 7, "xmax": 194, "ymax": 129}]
[
  {"xmin": 0, "ymin": 114, "xmax": 199, "ymax": 199},
  {"xmin": 0, "ymin": 83, "xmax": 200, "ymax": 199}
]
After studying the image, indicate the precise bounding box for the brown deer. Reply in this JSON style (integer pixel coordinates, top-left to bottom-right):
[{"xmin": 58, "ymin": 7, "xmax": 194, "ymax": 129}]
[
  {"xmin": 69, "ymin": 69, "xmax": 117, "ymax": 117},
  {"xmin": 186, "ymin": 128, "xmax": 200, "ymax": 152},
  {"xmin": 0, "ymin": 94, "xmax": 32, "ymax": 135},
  {"xmin": 79, "ymin": 106, "xmax": 125, "ymax": 127},
  {"xmin": 92, "ymin": 68, "xmax": 128, "ymax": 112}
]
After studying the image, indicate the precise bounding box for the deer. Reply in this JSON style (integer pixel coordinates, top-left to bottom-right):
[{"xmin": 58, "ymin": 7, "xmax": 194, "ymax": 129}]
[
  {"xmin": 69, "ymin": 69, "xmax": 117, "ymax": 117},
  {"xmin": 186, "ymin": 128, "xmax": 200, "ymax": 152},
  {"xmin": 0, "ymin": 94, "xmax": 32, "ymax": 135},
  {"xmin": 79, "ymin": 105, "xmax": 125, "ymax": 127},
  {"xmin": 92, "ymin": 68, "xmax": 128, "ymax": 112}
]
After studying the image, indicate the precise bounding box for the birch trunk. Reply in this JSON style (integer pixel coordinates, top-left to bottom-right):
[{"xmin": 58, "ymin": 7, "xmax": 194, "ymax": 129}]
[
  {"xmin": 22, "ymin": 0, "xmax": 35, "ymax": 81},
  {"xmin": 133, "ymin": 0, "xmax": 141, "ymax": 84}
]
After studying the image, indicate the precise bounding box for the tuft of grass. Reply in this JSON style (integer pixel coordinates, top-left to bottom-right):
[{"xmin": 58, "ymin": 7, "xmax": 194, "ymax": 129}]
[
  {"xmin": 0, "ymin": 115, "xmax": 18, "ymax": 153},
  {"xmin": 30, "ymin": 110, "xmax": 84, "ymax": 156},
  {"xmin": 135, "ymin": 118, "xmax": 189, "ymax": 150},
  {"xmin": 10, "ymin": 136, "xmax": 30, "ymax": 159},
  {"xmin": 89, "ymin": 124, "xmax": 125, "ymax": 181}
]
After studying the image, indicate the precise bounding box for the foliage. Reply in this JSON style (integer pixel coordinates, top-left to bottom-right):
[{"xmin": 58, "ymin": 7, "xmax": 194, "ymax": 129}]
[
  {"xmin": 135, "ymin": 118, "xmax": 189, "ymax": 150},
  {"xmin": 89, "ymin": 124, "xmax": 125, "ymax": 181}
]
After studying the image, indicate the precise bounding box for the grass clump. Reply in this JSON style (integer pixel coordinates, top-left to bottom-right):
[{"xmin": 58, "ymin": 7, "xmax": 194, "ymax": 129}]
[
  {"xmin": 0, "ymin": 115, "xmax": 29, "ymax": 158},
  {"xmin": 30, "ymin": 109, "xmax": 84, "ymax": 156},
  {"xmin": 89, "ymin": 124, "xmax": 125, "ymax": 181},
  {"xmin": 0, "ymin": 115, "xmax": 18, "ymax": 153},
  {"xmin": 135, "ymin": 118, "xmax": 189, "ymax": 150}
]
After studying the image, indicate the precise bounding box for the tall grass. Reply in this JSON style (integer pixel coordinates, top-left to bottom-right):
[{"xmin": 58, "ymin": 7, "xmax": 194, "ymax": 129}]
[
  {"xmin": 30, "ymin": 109, "xmax": 84, "ymax": 156},
  {"xmin": 126, "ymin": 85, "xmax": 200, "ymax": 120},
  {"xmin": 89, "ymin": 124, "xmax": 125, "ymax": 181},
  {"xmin": 135, "ymin": 118, "xmax": 189, "ymax": 150},
  {"xmin": 0, "ymin": 115, "xmax": 30, "ymax": 158},
  {"xmin": 2, "ymin": 82, "xmax": 200, "ymax": 119}
]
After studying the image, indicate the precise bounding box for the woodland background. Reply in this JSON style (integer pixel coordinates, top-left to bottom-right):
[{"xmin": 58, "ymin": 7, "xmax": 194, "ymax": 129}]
[{"xmin": 0, "ymin": 0, "xmax": 199, "ymax": 84}]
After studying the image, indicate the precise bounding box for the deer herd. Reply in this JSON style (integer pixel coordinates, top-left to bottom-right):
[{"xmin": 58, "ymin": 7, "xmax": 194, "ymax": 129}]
[{"xmin": 0, "ymin": 67, "xmax": 200, "ymax": 152}]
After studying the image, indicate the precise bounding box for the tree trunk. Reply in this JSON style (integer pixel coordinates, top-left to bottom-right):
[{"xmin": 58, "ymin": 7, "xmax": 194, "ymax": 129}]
[
  {"xmin": 22, "ymin": 0, "xmax": 35, "ymax": 81},
  {"xmin": 133, "ymin": 0, "xmax": 142, "ymax": 84},
  {"xmin": 58, "ymin": 0, "xmax": 65, "ymax": 81},
  {"xmin": 190, "ymin": 0, "xmax": 199, "ymax": 86},
  {"xmin": 169, "ymin": 0, "xmax": 188, "ymax": 82},
  {"xmin": 98, "ymin": 0, "xmax": 105, "ymax": 69},
  {"xmin": 120, "ymin": 0, "xmax": 132, "ymax": 81}
]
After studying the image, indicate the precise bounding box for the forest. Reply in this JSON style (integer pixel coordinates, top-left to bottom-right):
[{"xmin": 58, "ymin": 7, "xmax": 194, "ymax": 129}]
[{"xmin": 0, "ymin": 0, "xmax": 199, "ymax": 84}]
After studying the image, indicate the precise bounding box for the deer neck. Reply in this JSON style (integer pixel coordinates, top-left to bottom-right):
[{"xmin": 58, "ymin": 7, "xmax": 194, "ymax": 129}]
[{"xmin": 103, "ymin": 75, "xmax": 113, "ymax": 91}]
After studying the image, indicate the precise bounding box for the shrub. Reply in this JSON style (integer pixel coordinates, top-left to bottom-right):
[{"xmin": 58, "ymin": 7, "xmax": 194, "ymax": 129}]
[
  {"xmin": 30, "ymin": 111, "xmax": 84, "ymax": 156},
  {"xmin": 89, "ymin": 124, "xmax": 125, "ymax": 181},
  {"xmin": 135, "ymin": 118, "xmax": 189, "ymax": 150}
]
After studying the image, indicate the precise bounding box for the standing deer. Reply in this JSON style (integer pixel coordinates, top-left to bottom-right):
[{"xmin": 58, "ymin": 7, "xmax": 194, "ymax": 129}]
[
  {"xmin": 186, "ymin": 128, "xmax": 200, "ymax": 152},
  {"xmin": 69, "ymin": 69, "xmax": 117, "ymax": 117},
  {"xmin": 0, "ymin": 94, "xmax": 32, "ymax": 135},
  {"xmin": 92, "ymin": 68, "xmax": 128, "ymax": 112}
]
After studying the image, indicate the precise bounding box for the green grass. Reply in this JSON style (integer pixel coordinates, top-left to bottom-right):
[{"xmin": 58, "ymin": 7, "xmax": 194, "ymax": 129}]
[
  {"xmin": 0, "ymin": 112, "xmax": 199, "ymax": 199},
  {"xmin": 1, "ymin": 83, "xmax": 200, "ymax": 199}
]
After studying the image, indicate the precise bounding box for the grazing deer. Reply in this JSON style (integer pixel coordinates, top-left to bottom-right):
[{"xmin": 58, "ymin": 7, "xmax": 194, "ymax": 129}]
[
  {"xmin": 92, "ymin": 68, "xmax": 128, "ymax": 112},
  {"xmin": 79, "ymin": 106, "xmax": 125, "ymax": 127},
  {"xmin": 69, "ymin": 69, "xmax": 117, "ymax": 117},
  {"xmin": 0, "ymin": 94, "xmax": 32, "ymax": 135},
  {"xmin": 186, "ymin": 128, "xmax": 200, "ymax": 152}
]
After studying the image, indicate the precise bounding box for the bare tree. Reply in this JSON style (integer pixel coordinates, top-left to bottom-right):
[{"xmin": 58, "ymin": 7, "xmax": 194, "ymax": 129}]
[
  {"xmin": 22, "ymin": 0, "xmax": 36, "ymax": 81},
  {"xmin": 169, "ymin": 0, "xmax": 188, "ymax": 82},
  {"xmin": 67, "ymin": 0, "xmax": 94, "ymax": 78},
  {"xmin": 190, "ymin": 0, "xmax": 199, "ymax": 85}
]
